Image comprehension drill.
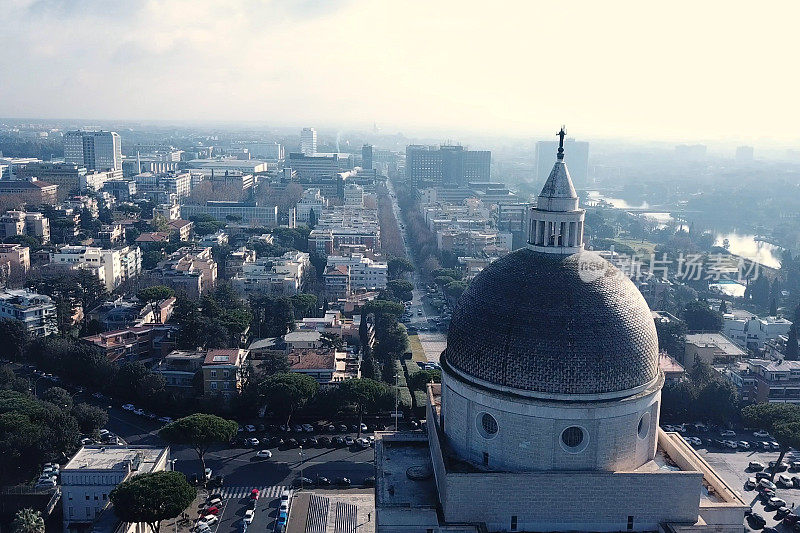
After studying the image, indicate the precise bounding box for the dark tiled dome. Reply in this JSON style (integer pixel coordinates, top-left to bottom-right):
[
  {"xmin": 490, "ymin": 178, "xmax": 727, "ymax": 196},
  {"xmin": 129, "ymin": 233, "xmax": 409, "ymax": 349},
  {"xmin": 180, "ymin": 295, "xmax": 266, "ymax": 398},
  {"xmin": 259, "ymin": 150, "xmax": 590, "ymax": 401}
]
[{"xmin": 444, "ymin": 249, "xmax": 659, "ymax": 396}]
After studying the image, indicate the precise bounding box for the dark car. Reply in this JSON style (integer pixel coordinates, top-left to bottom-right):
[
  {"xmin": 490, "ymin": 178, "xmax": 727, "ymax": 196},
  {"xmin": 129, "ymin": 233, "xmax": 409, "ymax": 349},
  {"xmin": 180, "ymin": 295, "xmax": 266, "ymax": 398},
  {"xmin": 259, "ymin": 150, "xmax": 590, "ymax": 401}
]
[
  {"xmin": 338, "ymin": 424, "xmax": 348, "ymax": 432},
  {"xmin": 363, "ymin": 476, "xmax": 376, "ymax": 487},
  {"xmin": 208, "ymin": 493, "xmax": 223, "ymax": 501},
  {"xmin": 271, "ymin": 437, "xmax": 285, "ymax": 447},
  {"xmin": 307, "ymin": 437, "xmax": 319, "ymax": 447},
  {"xmin": 770, "ymin": 461, "xmax": 789, "ymax": 472},
  {"xmin": 286, "ymin": 438, "xmax": 299, "ymax": 448},
  {"xmin": 747, "ymin": 513, "xmax": 767, "ymax": 529},
  {"xmin": 208, "ymin": 475, "xmax": 224, "ymax": 488},
  {"xmin": 315, "ymin": 476, "xmax": 331, "ymax": 486},
  {"xmin": 333, "ymin": 436, "xmax": 345, "ymax": 447},
  {"xmin": 292, "ymin": 477, "xmax": 314, "ymax": 488},
  {"xmin": 777, "ymin": 507, "xmax": 793, "ymax": 519},
  {"xmin": 756, "ymin": 472, "xmax": 773, "ymax": 481},
  {"xmin": 326, "ymin": 424, "xmax": 336, "ymax": 433},
  {"xmin": 318, "ymin": 436, "xmax": 331, "ymax": 447},
  {"xmin": 298, "ymin": 437, "xmax": 308, "ymax": 446},
  {"xmin": 749, "ymin": 461, "xmax": 765, "ymax": 471},
  {"xmin": 374, "ymin": 423, "xmax": 386, "ymax": 431},
  {"xmin": 333, "ymin": 477, "xmax": 351, "ymax": 486}
]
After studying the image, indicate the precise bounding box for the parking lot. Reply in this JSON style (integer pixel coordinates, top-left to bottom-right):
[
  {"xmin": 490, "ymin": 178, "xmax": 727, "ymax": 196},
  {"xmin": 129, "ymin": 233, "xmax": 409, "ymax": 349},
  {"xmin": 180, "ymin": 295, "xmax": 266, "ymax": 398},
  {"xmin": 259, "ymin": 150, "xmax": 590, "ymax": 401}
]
[{"xmin": 674, "ymin": 427, "xmax": 800, "ymax": 532}]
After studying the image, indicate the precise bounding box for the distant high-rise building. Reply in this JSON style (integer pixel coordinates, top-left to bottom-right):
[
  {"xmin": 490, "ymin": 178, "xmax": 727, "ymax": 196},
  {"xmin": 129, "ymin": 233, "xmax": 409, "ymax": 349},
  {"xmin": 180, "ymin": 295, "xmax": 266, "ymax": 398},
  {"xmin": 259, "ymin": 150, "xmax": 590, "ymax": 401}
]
[
  {"xmin": 362, "ymin": 144, "xmax": 373, "ymax": 170},
  {"xmin": 405, "ymin": 145, "xmax": 491, "ymax": 189},
  {"xmin": 64, "ymin": 130, "xmax": 122, "ymax": 171},
  {"xmin": 735, "ymin": 145, "xmax": 754, "ymax": 163},
  {"xmin": 300, "ymin": 128, "xmax": 317, "ymax": 156},
  {"xmin": 535, "ymin": 138, "xmax": 589, "ymax": 187}
]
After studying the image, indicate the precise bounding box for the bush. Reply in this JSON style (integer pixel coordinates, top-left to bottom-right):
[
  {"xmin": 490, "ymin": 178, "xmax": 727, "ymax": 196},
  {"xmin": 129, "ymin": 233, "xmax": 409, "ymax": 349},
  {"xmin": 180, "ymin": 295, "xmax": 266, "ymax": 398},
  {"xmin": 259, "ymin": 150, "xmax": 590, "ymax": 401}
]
[
  {"xmin": 393, "ymin": 360, "xmax": 407, "ymax": 387},
  {"xmin": 412, "ymin": 390, "xmax": 429, "ymax": 409},
  {"xmin": 397, "ymin": 387, "xmax": 413, "ymax": 409}
]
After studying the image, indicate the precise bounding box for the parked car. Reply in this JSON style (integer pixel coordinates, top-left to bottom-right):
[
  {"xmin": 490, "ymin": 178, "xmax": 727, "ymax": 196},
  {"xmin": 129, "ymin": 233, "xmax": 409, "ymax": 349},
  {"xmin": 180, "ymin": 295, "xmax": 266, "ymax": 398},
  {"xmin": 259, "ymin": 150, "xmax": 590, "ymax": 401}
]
[
  {"xmin": 204, "ymin": 468, "xmax": 213, "ymax": 480},
  {"xmin": 749, "ymin": 461, "xmax": 766, "ymax": 471},
  {"xmin": 302, "ymin": 424, "xmax": 314, "ymax": 433},
  {"xmin": 247, "ymin": 438, "xmax": 260, "ymax": 447},
  {"xmin": 256, "ymin": 450, "xmax": 273, "ymax": 459},
  {"xmin": 292, "ymin": 477, "xmax": 313, "ymax": 488},
  {"xmin": 318, "ymin": 437, "xmax": 331, "ymax": 447},
  {"xmin": 778, "ymin": 474, "xmax": 794, "ymax": 487},
  {"xmin": 198, "ymin": 515, "xmax": 218, "ymax": 528},
  {"xmin": 122, "ymin": 404, "xmax": 135, "ymax": 411},
  {"xmin": 784, "ymin": 514, "xmax": 800, "ymax": 526},
  {"xmin": 720, "ymin": 430, "xmax": 736, "ymax": 437},
  {"xmin": 759, "ymin": 478, "xmax": 777, "ymax": 491},
  {"xmin": 777, "ymin": 507, "xmax": 793, "ymax": 519},
  {"xmin": 333, "ymin": 436, "xmax": 345, "ymax": 447},
  {"xmin": 338, "ymin": 424, "xmax": 348, "ymax": 432},
  {"xmin": 791, "ymin": 461, "xmax": 800, "ymax": 471},
  {"xmin": 345, "ymin": 436, "xmax": 355, "ymax": 446},
  {"xmin": 307, "ymin": 437, "xmax": 318, "ymax": 447},
  {"xmin": 768, "ymin": 497, "xmax": 787, "ymax": 509},
  {"xmin": 271, "ymin": 437, "xmax": 284, "ymax": 447},
  {"xmin": 771, "ymin": 441, "xmax": 781, "ymax": 450},
  {"xmin": 333, "ymin": 477, "xmax": 351, "ymax": 486},
  {"xmin": 244, "ymin": 509, "xmax": 254, "ymax": 524},
  {"xmin": 286, "ymin": 438, "xmax": 298, "ymax": 448},
  {"xmin": 748, "ymin": 513, "xmax": 766, "ymax": 528},
  {"xmin": 738, "ymin": 441, "xmax": 751, "ymax": 450},
  {"xmin": 745, "ymin": 477, "xmax": 757, "ymax": 490},
  {"xmin": 793, "ymin": 476, "xmax": 800, "ymax": 488},
  {"xmin": 754, "ymin": 430, "xmax": 771, "ymax": 438},
  {"xmin": 293, "ymin": 425, "xmax": 304, "ymax": 433},
  {"xmin": 315, "ymin": 476, "xmax": 331, "ymax": 486},
  {"xmin": 770, "ymin": 461, "xmax": 789, "ymax": 472},
  {"xmin": 245, "ymin": 425, "xmax": 256, "ymax": 432},
  {"xmin": 206, "ymin": 497, "xmax": 222, "ymax": 507},
  {"xmin": 360, "ymin": 423, "xmax": 368, "ymax": 432}
]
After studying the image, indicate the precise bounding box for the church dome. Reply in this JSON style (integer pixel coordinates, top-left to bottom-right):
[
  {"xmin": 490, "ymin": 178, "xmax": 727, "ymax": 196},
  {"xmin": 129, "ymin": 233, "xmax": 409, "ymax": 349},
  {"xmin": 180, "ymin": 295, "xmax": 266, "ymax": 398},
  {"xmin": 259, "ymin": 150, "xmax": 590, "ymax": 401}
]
[{"xmin": 443, "ymin": 248, "xmax": 660, "ymax": 398}]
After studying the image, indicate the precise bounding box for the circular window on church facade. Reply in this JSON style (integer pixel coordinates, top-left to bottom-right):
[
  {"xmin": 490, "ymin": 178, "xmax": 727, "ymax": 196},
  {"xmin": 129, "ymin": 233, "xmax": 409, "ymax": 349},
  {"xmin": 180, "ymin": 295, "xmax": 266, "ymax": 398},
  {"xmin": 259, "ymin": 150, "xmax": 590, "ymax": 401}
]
[
  {"xmin": 560, "ymin": 425, "xmax": 588, "ymax": 453},
  {"xmin": 477, "ymin": 412, "xmax": 498, "ymax": 439},
  {"xmin": 638, "ymin": 412, "xmax": 651, "ymax": 439}
]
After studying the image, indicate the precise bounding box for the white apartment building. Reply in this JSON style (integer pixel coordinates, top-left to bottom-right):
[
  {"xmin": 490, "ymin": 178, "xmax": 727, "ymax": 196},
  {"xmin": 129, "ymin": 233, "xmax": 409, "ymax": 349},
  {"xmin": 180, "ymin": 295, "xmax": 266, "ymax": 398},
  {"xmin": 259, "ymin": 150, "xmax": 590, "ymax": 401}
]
[
  {"xmin": 0, "ymin": 289, "xmax": 57, "ymax": 337},
  {"xmin": 50, "ymin": 245, "xmax": 135, "ymax": 291},
  {"xmin": 161, "ymin": 171, "xmax": 192, "ymax": 197},
  {"xmin": 231, "ymin": 251, "xmax": 310, "ymax": 296},
  {"xmin": 61, "ymin": 446, "xmax": 169, "ymax": 532},
  {"xmin": 326, "ymin": 253, "xmax": 388, "ymax": 291},
  {"xmin": 300, "ymin": 127, "xmax": 317, "ymax": 155},
  {"xmin": 343, "ymin": 183, "xmax": 364, "ymax": 207},
  {"xmin": 724, "ymin": 310, "xmax": 794, "ymax": 351},
  {"xmin": 64, "ymin": 130, "xmax": 122, "ymax": 171},
  {"xmin": 79, "ymin": 169, "xmax": 124, "ymax": 191},
  {"xmin": 295, "ymin": 188, "xmax": 327, "ymax": 223}
]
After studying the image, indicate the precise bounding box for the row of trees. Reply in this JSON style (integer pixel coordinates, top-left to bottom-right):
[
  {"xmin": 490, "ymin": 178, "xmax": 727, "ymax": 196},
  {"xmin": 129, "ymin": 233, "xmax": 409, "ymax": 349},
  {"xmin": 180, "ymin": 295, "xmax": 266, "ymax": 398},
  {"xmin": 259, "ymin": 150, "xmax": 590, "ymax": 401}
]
[{"xmin": 660, "ymin": 356, "xmax": 739, "ymax": 425}]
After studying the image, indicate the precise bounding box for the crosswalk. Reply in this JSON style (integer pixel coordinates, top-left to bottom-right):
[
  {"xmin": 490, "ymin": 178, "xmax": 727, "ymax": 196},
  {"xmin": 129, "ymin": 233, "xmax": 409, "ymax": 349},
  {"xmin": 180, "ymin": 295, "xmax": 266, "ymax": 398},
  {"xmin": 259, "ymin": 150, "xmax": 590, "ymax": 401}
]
[{"xmin": 217, "ymin": 485, "xmax": 289, "ymax": 500}]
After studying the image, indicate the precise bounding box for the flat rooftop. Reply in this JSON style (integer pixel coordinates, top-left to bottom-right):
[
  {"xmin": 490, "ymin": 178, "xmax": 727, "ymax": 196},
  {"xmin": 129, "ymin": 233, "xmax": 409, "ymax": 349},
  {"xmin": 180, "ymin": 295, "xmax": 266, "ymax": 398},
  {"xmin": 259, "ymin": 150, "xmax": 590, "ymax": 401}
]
[
  {"xmin": 64, "ymin": 445, "xmax": 167, "ymax": 473},
  {"xmin": 375, "ymin": 433, "xmax": 439, "ymax": 509}
]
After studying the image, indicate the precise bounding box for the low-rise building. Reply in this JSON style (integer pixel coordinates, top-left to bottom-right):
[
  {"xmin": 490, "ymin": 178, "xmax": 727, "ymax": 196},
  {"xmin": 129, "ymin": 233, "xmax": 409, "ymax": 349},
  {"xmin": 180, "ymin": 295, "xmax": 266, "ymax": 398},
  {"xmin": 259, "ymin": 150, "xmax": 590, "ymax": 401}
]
[
  {"xmin": 683, "ymin": 332, "xmax": 746, "ymax": 372},
  {"xmin": 225, "ymin": 247, "xmax": 256, "ymax": 278},
  {"xmin": 167, "ymin": 219, "xmax": 194, "ymax": 242},
  {"xmin": 180, "ymin": 202, "xmax": 278, "ymax": 226},
  {"xmin": 288, "ymin": 348, "xmax": 358, "ymax": 385},
  {"xmin": 88, "ymin": 296, "xmax": 175, "ymax": 331},
  {"xmin": 324, "ymin": 265, "xmax": 350, "ymax": 301},
  {"xmin": 729, "ymin": 358, "xmax": 800, "ymax": 404},
  {"xmin": 0, "ymin": 243, "xmax": 30, "ymax": 279},
  {"xmin": 295, "ymin": 188, "xmax": 327, "ymax": 223},
  {"xmin": 81, "ymin": 325, "xmax": 178, "ymax": 363},
  {"xmin": 0, "ymin": 210, "xmax": 50, "ymax": 243},
  {"xmin": 0, "ymin": 288, "xmax": 57, "ymax": 337},
  {"xmin": 0, "ymin": 178, "xmax": 58, "ymax": 204},
  {"xmin": 723, "ymin": 310, "xmax": 793, "ymax": 351},
  {"xmin": 202, "ymin": 348, "xmax": 249, "ymax": 399},
  {"xmin": 154, "ymin": 350, "xmax": 205, "ymax": 391},
  {"xmin": 61, "ymin": 445, "xmax": 169, "ymax": 533},
  {"xmin": 50, "ymin": 245, "xmax": 125, "ymax": 291}
]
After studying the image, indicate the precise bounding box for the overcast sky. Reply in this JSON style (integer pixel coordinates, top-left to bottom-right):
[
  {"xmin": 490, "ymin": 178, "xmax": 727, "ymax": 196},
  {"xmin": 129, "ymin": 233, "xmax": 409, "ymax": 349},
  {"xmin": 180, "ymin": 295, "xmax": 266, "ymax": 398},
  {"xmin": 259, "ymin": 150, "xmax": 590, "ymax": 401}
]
[{"xmin": 2, "ymin": 0, "xmax": 799, "ymax": 143}]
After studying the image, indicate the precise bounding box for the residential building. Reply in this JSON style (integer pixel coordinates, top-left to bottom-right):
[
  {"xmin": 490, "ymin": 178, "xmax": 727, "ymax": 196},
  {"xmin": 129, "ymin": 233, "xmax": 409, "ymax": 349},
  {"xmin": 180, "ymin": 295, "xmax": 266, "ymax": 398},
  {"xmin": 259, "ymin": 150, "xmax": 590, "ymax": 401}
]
[
  {"xmin": 295, "ymin": 188, "xmax": 326, "ymax": 224},
  {"xmin": 64, "ymin": 130, "xmax": 122, "ymax": 171},
  {"xmin": 149, "ymin": 247, "xmax": 217, "ymax": 299},
  {"xmin": 243, "ymin": 141, "xmax": 284, "ymax": 160},
  {"xmin": 307, "ymin": 205, "xmax": 380, "ymax": 254},
  {"xmin": 325, "ymin": 253, "xmax": 387, "ymax": 291},
  {"xmin": 405, "ymin": 144, "xmax": 491, "ymax": 189},
  {"xmin": 225, "ymin": 247, "xmax": 256, "ymax": 278},
  {"xmin": 289, "ymin": 348, "xmax": 357, "ymax": 385},
  {"xmin": 723, "ymin": 310, "xmax": 793, "ymax": 351},
  {"xmin": 21, "ymin": 211, "xmax": 50, "ymax": 243},
  {"xmin": 343, "ymin": 183, "xmax": 364, "ymax": 207},
  {"xmin": 168, "ymin": 219, "xmax": 194, "ymax": 241},
  {"xmin": 154, "ymin": 350, "xmax": 205, "ymax": 391},
  {"xmin": 154, "ymin": 202, "xmax": 181, "ymax": 221},
  {"xmin": 0, "ymin": 288, "xmax": 57, "ymax": 337},
  {"xmin": 80, "ymin": 169, "xmax": 123, "ymax": 191},
  {"xmin": 659, "ymin": 353, "xmax": 685, "ymax": 383},
  {"xmin": 300, "ymin": 127, "xmax": 317, "ymax": 155},
  {"xmin": 683, "ymin": 332, "xmax": 746, "ymax": 372},
  {"xmin": 103, "ymin": 179, "xmax": 137, "ymax": 201},
  {"xmin": 209, "ymin": 171, "xmax": 254, "ymax": 191},
  {"xmin": 89, "ymin": 295, "xmax": 175, "ymax": 331},
  {"xmin": 160, "ymin": 171, "xmax": 192, "ymax": 197},
  {"xmin": 197, "ymin": 231, "xmax": 228, "ymax": 248},
  {"xmin": 231, "ymin": 251, "xmax": 310, "ymax": 296},
  {"xmin": 97, "ymin": 223, "xmax": 125, "ymax": 246},
  {"xmin": 202, "ymin": 348, "xmax": 249, "ymax": 399},
  {"xmin": 0, "ymin": 242, "xmax": 30, "ymax": 279},
  {"xmin": 729, "ymin": 359, "xmax": 800, "ymax": 403},
  {"xmin": 81, "ymin": 325, "xmax": 178, "ymax": 363},
  {"xmin": 61, "ymin": 445, "xmax": 169, "ymax": 533},
  {"xmin": 50, "ymin": 245, "xmax": 123, "ymax": 291},
  {"xmin": 324, "ymin": 265, "xmax": 350, "ymax": 301},
  {"xmin": 0, "ymin": 178, "xmax": 58, "ymax": 204}
]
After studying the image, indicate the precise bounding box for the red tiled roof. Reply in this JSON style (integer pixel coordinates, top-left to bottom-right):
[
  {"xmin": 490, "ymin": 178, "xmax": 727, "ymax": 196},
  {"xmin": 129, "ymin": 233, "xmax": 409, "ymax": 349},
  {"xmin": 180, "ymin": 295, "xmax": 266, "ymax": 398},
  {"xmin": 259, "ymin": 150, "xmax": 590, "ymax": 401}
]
[
  {"xmin": 289, "ymin": 350, "xmax": 335, "ymax": 370},
  {"xmin": 204, "ymin": 349, "xmax": 241, "ymax": 365}
]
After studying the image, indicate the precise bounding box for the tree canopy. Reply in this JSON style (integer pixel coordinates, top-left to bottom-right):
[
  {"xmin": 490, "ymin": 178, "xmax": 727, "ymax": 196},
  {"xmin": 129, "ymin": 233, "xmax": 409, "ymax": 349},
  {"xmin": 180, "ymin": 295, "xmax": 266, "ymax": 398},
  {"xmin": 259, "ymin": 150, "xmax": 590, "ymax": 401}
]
[
  {"xmin": 258, "ymin": 373, "xmax": 319, "ymax": 424},
  {"xmin": 742, "ymin": 403, "xmax": 800, "ymax": 479},
  {"xmin": 683, "ymin": 300, "xmax": 723, "ymax": 332},
  {"xmin": 110, "ymin": 471, "xmax": 196, "ymax": 533},
  {"xmin": 11, "ymin": 508, "xmax": 44, "ymax": 533},
  {"xmin": 159, "ymin": 414, "xmax": 238, "ymax": 475}
]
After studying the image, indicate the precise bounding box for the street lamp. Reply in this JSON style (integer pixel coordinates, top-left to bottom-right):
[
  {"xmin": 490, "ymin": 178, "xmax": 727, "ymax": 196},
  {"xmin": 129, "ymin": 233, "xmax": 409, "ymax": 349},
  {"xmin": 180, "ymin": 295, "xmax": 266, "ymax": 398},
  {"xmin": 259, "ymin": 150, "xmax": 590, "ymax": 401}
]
[
  {"xmin": 31, "ymin": 375, "xmax": 46, "ymax": 398},
  {"xmin": 299, "ymin": 446, "xmax": 304, "ymax": 488}
]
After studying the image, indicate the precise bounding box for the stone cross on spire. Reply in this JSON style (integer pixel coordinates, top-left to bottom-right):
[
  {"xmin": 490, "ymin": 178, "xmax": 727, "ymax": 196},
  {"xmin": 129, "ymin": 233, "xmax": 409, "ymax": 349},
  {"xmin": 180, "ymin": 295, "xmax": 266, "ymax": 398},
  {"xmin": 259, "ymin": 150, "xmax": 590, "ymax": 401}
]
[{"xmin": 557, "ymin": 126, "xmax": 567, "ymax": 160}]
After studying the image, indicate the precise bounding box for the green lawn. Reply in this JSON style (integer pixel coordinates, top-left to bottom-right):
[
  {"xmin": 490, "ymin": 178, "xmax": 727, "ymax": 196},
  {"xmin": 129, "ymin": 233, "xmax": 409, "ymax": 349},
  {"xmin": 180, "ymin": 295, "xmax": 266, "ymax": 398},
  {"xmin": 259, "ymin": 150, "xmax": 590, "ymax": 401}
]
[{"xmin": 408, "ymin": 334, "xmax": 427, "ymax": 362}]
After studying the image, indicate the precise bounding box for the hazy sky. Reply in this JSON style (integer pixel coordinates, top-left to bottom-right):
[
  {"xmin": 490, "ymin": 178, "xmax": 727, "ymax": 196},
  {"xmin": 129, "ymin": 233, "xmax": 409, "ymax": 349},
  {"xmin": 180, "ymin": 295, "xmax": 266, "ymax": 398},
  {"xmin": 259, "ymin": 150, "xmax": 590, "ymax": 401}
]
[{"xmin": 3, "ymin": 0, "xmax": 800, "ymax": 143}]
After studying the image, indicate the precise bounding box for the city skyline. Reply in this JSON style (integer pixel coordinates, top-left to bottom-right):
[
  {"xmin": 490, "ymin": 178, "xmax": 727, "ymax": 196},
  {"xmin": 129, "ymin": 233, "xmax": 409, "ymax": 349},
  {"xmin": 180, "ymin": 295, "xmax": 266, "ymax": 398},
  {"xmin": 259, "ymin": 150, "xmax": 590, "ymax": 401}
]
[{"xmin": 3, "ymin": 1, "xmax": 800, "ymax": 144}]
